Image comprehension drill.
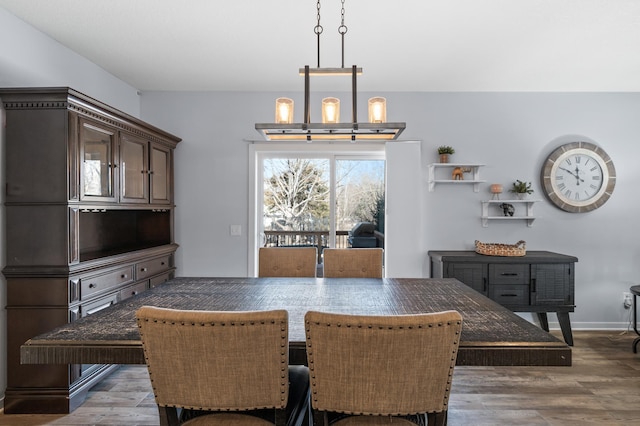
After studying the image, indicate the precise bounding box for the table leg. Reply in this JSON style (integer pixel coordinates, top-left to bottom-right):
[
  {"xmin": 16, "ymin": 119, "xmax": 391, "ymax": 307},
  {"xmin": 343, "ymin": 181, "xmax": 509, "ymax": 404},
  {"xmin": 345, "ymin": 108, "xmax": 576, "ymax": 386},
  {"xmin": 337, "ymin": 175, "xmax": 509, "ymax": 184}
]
[{"xmin": 536, "ymin": 312, "xmax": 549, "ymax": 332}]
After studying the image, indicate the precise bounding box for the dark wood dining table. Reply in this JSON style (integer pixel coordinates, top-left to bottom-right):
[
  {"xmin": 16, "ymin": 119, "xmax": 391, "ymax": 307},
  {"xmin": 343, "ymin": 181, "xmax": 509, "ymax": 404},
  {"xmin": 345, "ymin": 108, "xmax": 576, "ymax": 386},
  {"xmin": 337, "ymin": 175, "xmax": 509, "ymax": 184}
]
[{"xmin": 20, "ymin": 277, "xmax": 571, "ymax": 366}]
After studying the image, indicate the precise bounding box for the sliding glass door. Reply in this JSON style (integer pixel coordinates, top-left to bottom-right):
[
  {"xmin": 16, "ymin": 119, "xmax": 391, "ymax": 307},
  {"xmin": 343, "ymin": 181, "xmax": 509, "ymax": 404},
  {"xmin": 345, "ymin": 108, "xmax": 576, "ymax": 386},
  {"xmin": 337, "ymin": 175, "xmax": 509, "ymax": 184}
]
[
  {"xmin": 334, "ymin": 157, "xmax": 385, "ymax": 247},
  {"xmin": 258, "ymin": 152, "xmax": 385, "ymax": 268}
]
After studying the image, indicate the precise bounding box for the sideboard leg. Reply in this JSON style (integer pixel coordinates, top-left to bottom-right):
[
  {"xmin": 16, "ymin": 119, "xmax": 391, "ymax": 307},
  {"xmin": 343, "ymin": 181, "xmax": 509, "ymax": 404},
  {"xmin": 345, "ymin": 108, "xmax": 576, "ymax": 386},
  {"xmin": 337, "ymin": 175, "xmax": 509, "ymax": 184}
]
[
  {"xmin": 536, "ymin": 312, "xmax": 549, "ymax": 332},
  {"xmin": 556, "ymin": 312, "xmax": 574, "ymax": 346}
]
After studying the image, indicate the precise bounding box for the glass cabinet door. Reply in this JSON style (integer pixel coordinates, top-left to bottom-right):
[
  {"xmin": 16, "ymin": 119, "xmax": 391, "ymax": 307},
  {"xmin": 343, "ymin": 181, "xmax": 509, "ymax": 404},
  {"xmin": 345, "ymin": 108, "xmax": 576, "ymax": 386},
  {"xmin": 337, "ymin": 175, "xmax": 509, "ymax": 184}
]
[
  {"xmin": 120, "ymin": 134, "xmax": 149, "ymax": 203},
  {"xmin": 150, "ymin": 144, "xmax": 171, "ymax": 204},
  {"xmin": 80, "ymin": 119, "xmax": 117, "ymax": 202}
]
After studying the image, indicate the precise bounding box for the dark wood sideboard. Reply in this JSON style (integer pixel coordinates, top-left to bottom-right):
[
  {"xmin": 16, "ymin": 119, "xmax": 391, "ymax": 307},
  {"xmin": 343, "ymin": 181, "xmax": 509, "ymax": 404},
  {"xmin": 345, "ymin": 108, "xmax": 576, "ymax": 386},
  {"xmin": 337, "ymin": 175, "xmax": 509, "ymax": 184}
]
[
  {"xmin": 1, "ymin": 87, "xmax": 181, "ymax": 413},
  {"xmin": 429, "ymin": 250, "xmax": 577, "ymax": 346}
]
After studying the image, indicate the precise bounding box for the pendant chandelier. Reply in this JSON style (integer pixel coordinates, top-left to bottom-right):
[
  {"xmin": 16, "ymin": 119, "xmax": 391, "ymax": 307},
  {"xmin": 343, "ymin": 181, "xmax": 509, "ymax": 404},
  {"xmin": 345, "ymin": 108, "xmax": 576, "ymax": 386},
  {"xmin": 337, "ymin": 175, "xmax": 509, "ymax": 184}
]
[{"xmin": 255, "ymin": 0, "xmax": 406, "ymax": 142}]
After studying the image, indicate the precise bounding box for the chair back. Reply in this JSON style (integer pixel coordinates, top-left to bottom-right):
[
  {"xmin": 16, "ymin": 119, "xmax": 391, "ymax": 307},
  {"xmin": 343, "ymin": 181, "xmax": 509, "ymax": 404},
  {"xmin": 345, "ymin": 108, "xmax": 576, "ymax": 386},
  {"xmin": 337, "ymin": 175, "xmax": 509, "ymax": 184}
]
[
  {"xmin": 136, "ymin": 306, "xmax": 289, "ymax": 413},
  {"xmin": 322, "ymin": 248, "xmax": 383, "ymax": 278},
  {"xmin": 304, "ymin": 310, "xmax": 462, "ymax": 419},
  {"xmin": 259, "ymin": 247, "xmax": 317, "ymax": 277}
]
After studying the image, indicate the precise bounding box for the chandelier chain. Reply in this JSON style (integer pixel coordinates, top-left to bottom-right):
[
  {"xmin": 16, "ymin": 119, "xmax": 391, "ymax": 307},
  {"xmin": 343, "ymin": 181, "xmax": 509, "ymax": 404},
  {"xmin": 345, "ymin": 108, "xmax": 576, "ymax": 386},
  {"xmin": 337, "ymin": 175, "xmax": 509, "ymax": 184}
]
[
  {"xmin": 314, "ymin": 0, "xmax": 323, "ymax": 35},
  {"xmin": 315, "ymin": 0, "xmax": 323, "ymax": 67},
  {"xmin": 313, "ymin": 0, "xmax": 350, "ymax": 68},
  {"xmin": 339, "ymin": 0, "xmax": 348, "ymax": 67},
  {"xmin": 339, "ymin": 0, "xmax": 347, "ymax": 35}
]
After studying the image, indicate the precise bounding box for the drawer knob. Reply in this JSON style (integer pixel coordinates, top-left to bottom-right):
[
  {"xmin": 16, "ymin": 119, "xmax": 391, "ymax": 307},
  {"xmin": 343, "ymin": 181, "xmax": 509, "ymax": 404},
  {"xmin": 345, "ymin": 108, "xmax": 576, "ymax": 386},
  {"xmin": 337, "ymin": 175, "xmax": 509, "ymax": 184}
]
[
  {"xmin": 121, "ymin": 274, "xmax": 127, "ymax": 279},
  {"xmin": 88, "ymin": 283, "xmax": 96, "ymax": 288},
  {"xmin": 141, "ymin": 267, "xmax": 148, "ymax": 272},
  {"xmin": 161, "ymin": 261, "xmax": 166, "ymax": 266},
  {"xmin": 132, "ymin": 291, "xmax": 138, "ymax": 296}
]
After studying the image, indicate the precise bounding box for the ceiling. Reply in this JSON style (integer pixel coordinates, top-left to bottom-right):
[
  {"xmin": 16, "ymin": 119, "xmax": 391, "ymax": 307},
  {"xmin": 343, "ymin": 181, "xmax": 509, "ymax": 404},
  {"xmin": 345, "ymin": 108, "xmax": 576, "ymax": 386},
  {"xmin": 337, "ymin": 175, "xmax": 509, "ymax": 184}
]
[{"xmin": 1, "ymin": 0, "xmax": 640, "ymax": 92}]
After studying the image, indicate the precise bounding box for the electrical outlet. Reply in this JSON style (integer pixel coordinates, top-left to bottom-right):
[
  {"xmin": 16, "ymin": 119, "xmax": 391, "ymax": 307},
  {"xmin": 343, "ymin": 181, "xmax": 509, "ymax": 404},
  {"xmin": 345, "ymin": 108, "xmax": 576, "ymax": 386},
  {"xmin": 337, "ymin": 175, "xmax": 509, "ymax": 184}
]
[{"xmin": 623, "ymin": 292, "xmax": 633, "ymax": 309}]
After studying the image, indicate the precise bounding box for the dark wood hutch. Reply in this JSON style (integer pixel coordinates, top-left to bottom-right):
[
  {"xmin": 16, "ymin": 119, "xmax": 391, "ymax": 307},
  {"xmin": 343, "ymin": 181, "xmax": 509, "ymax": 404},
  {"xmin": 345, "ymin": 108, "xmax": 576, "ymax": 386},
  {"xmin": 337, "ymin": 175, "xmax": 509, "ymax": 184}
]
[{"xmin": 1, "ymin": 87, "xmax": 181, "ymax": 413}]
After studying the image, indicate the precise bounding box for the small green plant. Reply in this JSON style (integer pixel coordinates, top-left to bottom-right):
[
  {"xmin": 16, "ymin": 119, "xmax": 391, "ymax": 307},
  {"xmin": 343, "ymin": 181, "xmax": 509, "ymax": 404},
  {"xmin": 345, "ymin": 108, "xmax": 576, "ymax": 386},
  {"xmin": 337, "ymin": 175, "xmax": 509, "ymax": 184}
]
[
  {"xmin": 437, "ymin": 145, "xmax": 455, "ymax": 155},
  {"xmin": 509, "ymin": 180, "xmax": 534, "ymax": 194}
]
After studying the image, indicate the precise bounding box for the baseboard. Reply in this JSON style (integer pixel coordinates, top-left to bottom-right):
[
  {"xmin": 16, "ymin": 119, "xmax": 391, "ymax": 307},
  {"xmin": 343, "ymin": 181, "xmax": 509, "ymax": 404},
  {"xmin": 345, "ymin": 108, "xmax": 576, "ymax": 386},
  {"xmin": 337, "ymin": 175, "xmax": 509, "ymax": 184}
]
[
  {"xmin": 555, "ymin": 321, "xmax": 635, "ymax": 330},
  {"xmin": 514, "ymin": 312, "xmax": 634, "ymax": 331}
]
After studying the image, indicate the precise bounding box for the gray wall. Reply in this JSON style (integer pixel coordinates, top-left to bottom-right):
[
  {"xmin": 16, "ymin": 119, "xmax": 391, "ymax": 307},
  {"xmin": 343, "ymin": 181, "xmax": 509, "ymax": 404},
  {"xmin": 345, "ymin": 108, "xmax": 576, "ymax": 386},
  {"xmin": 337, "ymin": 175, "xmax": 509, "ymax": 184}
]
[
  {"xmin": 141, "ymin": 90, "xmax": 639, "ymax": 333},
  {"xmin": 0, "ymin": 9, "xmax": 140, "ymax": 115},
  {"xmin": 1, "ymin": 4, "xmax": 639, "ymax": 410}
]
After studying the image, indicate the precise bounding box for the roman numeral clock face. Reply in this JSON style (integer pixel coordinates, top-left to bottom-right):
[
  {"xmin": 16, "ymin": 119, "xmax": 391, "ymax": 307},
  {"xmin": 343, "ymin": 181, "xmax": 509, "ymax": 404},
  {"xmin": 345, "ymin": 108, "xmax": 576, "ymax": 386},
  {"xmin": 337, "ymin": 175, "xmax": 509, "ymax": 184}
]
[{"xmin": 541, "ymin": 142, "xmax": 616, "ymax": 213}]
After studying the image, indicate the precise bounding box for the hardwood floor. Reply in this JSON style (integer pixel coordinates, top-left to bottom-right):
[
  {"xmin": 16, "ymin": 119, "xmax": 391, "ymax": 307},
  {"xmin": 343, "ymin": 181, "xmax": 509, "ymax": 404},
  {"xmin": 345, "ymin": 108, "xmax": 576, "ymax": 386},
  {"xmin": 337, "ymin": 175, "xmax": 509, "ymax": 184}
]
[{"xmin": 1, "ymin": 331, "xmax": 639, "ymax": 425}]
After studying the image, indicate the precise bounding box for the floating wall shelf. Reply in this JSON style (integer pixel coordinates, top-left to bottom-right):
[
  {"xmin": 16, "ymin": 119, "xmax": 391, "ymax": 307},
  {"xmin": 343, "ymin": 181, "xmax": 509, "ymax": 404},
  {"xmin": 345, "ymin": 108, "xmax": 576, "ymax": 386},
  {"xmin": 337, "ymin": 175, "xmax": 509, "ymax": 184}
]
[
  {"xmin": 481, "ymin": 199, "xmax": 541, "ymax": 227},
  {"xmin": 428, "ymin": 163, "xmax": 485, "ymax": 192}
]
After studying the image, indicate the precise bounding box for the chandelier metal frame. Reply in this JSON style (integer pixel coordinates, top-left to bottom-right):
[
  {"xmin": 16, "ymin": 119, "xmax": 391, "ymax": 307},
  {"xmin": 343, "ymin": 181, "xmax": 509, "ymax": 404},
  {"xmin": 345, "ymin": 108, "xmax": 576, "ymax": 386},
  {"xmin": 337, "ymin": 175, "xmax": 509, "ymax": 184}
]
[{"xmin": 255, "ymin": 0, "xmax": 405, "ymax": 142}]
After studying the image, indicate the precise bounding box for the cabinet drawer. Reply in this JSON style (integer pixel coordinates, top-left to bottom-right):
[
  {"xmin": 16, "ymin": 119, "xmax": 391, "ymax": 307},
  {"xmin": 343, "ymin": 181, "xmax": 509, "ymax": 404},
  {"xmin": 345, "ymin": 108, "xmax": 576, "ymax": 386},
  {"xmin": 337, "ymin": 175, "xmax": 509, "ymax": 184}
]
[
  {"xmin": 490, "ymin": 285, "xmax": 529, "ymax": 306},
  {"xmin": 489, "ymin": 264, "xmax": 528, "ymax": 285},
  {"xmin": 80, "ymin": 292, "xmax": 118, "ymax": 318},
  {"xmin": 119, "ymin": 282, "xmax": 147, "ymax": 301},
  {"xmin": 137, "ymin": 255, "xmax": 172, "ymax": 280},
  {"xmin": 149, "ymin": 271, "xmax": 173, "ymax": 288},
  {"xmin": 80, "ymin": 266, "xmax": 134, "ymax": 299}
]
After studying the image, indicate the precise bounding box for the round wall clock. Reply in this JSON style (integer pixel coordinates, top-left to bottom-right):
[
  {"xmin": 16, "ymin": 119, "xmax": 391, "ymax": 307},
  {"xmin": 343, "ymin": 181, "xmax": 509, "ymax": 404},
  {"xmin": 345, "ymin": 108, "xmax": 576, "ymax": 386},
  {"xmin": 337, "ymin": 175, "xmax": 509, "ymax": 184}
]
[{"xmin": 541, "ymin": 142, "xmax": 616, "ymax": 213}]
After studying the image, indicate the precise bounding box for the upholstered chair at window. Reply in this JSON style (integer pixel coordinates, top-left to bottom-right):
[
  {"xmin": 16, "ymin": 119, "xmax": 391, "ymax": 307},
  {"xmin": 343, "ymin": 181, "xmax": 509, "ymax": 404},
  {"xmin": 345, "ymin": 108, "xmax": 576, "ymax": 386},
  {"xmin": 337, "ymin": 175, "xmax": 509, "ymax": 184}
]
[
  {"xmin": 304, "ymin": 310, "xmax": 463, "ymax": 425},
  {"xmin": 259, "ymin": 247, "xmax": 318, "ymax": 278},
  {"xmin": 136, "ymin": 306, "xmax": 311, "ymax": 426},
  {"xmin": 322, "ymin": 248, "xmax": 383, "ymax": 278}
]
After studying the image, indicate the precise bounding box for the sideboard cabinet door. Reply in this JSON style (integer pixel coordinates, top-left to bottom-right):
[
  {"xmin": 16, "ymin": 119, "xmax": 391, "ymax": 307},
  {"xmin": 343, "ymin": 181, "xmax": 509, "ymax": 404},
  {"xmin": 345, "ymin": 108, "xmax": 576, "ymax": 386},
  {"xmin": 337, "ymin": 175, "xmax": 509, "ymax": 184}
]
[
  {"xmin": 119, "ymin": 133, "xmax": 149, "ymax": 203},
  {"xmin": 79, "ymin": 118, "xmax": 118, "ymax": 202},
  {"xmin": 119, "ymin": 135, "xmax": 172, "ymax": 205},
  {"xmin": 150, "ymin": 142, "xmax": 172, "ymax": 204},
  {"xmin": 532, "ymin": 263, "xmax": 574, "ymax": 306},
  {"xmin": 446, "ymin": 263, "xmax": 487, "ymax": 295}
]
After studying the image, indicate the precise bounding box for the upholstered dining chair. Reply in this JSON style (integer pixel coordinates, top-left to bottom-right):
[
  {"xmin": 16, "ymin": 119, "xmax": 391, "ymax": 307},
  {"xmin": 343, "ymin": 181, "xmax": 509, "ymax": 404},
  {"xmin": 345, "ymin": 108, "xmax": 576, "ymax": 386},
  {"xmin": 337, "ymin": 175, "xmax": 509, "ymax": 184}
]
[
  {"xmin": 259, "ymin": 247, "xmax": 318, "ymax": 277},
  {"xmin": 322, "ymin": 248, "xmax": 383, "ymax": 278},
  {"xmin": 136, "ymin": 306, "xmax": 311, "ymax": 426},
  {"xmin": 304, "ymin": 310, "xmax": 463, "ymax": 426}
]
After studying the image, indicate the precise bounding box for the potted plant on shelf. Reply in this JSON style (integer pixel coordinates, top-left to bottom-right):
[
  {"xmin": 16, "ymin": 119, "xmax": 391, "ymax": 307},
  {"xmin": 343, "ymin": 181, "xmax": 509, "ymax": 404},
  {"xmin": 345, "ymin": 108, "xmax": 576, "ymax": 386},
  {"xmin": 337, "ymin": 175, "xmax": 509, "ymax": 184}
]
[
  {"xmin": 437, "ymin": 146, "xmax": 455, "ymax": 163},
  {"xmin": 509, "ymin": 180, "xmax": 534, "ymax": 199}
]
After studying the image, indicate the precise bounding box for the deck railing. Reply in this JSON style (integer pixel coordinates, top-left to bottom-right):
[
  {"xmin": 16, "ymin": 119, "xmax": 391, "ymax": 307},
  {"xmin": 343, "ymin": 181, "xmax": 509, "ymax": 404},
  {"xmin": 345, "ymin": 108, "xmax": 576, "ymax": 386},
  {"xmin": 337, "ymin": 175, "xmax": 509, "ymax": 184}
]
[{"xmin": 263, "ymin": 231, "xmax": 349, "ymax": 263}]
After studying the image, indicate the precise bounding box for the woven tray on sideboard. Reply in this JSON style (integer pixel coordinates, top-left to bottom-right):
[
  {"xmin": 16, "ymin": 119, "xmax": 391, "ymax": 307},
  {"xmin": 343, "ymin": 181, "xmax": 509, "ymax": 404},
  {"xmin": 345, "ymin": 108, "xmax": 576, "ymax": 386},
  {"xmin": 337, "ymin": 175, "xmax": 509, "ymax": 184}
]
[{"xmin": 475, "ymin": 240, "xmax": 526, "ymax": 257}]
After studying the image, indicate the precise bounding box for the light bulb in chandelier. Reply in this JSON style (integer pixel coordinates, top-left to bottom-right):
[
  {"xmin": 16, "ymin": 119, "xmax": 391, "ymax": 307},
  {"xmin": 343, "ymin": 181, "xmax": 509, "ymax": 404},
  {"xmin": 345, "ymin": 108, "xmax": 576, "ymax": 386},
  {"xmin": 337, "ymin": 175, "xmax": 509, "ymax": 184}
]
[
  {"xmin": 368, "ymin": 97, "xmax": 386, "ymax": 123},
  {"xmin": 275, "ymin": 98, "xmax": 294, "ymax": 124},
  {"xmin": 322, "ymin": 97, "xmax": 340, "ymax": 123}
]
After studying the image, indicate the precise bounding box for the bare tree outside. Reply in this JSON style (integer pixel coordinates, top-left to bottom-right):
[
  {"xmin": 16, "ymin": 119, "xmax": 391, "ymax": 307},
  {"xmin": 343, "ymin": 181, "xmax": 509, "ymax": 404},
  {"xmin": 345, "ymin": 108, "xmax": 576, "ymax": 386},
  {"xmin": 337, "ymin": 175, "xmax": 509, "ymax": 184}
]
[
  {"xmin": 263, "ymin": 157, "xmax": 384, "ymax": 248},
  {"xmin": 264, "ymin": 158, "xmax": 330, "ymax": 231},
  {"xmin": 336, "ymin": 159, "xmax": 385, "ymax": 232}
]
